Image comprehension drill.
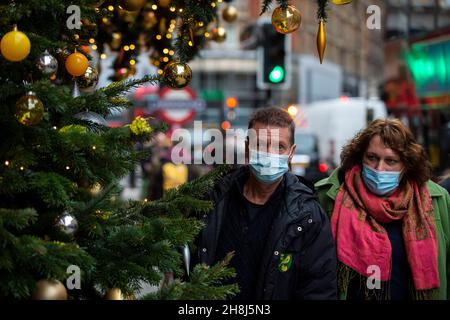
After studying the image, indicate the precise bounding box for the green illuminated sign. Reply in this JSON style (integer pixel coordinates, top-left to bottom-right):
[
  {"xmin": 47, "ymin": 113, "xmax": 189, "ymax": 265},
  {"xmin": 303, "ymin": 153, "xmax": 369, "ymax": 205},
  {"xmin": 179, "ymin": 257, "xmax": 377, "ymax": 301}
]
[{"xmin": 406, "ymin": 40, "xmax": 450, "ymax": 97}]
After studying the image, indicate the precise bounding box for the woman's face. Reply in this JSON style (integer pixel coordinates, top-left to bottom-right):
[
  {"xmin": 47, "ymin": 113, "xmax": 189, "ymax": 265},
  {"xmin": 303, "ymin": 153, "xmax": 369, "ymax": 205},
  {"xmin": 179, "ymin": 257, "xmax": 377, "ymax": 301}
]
[{"xmin": 363, "ymin": 135, "xmax": 404, "ymax": 172}]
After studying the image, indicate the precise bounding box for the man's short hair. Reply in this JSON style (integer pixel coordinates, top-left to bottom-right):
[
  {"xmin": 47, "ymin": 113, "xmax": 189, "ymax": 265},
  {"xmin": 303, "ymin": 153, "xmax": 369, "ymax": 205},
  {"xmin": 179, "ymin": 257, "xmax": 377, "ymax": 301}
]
[{"xmin": 248, "ymin": 107, "xmax": 295, "ymax": 145}]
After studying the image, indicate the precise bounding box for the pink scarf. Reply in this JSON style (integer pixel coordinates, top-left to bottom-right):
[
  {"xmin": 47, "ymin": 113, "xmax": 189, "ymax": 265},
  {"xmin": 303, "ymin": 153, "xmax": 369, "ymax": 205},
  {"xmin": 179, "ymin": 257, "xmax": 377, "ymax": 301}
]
[{"xmin": 331, "ymin": 165, "xmax": 439, "ymax": 291}]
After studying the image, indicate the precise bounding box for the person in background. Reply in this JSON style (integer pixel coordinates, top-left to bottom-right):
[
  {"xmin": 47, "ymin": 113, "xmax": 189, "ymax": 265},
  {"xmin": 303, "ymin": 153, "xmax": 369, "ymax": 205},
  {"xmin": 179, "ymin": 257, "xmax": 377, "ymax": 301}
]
[
  {"xmin": 315, "ymin": 119, "xmax": 450, "ymax": 300},
  {"xmin": 195, "ymin": 107, "xmax": 337, "ymax": 300},
  {"xmin": 439, "ymin": 169, "xmax": 450, "ymax": 195}
]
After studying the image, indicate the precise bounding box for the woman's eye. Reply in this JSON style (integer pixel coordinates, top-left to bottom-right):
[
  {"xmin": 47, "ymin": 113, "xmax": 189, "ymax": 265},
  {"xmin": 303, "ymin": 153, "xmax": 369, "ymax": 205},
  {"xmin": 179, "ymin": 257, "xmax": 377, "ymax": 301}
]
[
  {"xmin": 367, "ymin": 155, "xmax": 375, "ymax": 161},
  {"xmin": 386, "ymin": 159, "xmax": 397, "ymax": 165}
]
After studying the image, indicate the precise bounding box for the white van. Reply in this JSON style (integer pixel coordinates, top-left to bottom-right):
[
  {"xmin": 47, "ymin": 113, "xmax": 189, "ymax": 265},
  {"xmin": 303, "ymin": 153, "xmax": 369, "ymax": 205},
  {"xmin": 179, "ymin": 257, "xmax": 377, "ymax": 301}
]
[{"xmin": 296, "ymin": 97, "xmax": 388, "ymax": 168}]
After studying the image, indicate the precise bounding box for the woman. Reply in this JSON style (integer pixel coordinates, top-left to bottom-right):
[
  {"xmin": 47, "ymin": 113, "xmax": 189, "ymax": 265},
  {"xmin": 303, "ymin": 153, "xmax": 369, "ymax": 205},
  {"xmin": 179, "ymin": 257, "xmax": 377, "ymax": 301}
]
[{"xmin": 315, "ymin": 119, "xmax": 450, "ymax": 300}]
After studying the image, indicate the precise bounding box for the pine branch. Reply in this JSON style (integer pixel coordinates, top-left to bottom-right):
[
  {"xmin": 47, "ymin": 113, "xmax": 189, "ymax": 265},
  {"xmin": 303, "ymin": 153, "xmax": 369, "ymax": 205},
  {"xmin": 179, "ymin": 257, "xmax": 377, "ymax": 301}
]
[
  {"xmin": 100, "ymin": 75, "xmax": 161, "ymax": 98},
  {"xmin": 0, "ymin": 208, "xmax": 38, "ymax": 231},
  {"xmin": 317, "ymin": 0, "xmax": 329, "ymax": 21},
  {"xmin": 277, "ymin": 0, "xmax": 289, "ymax": 10},
  {"xmin": 143, "ymin": 252, "xmax": 239, "ymax": 300},
  {"xmin": 260, "ymin": 0, "xmax": 273, "ymax": 15}
]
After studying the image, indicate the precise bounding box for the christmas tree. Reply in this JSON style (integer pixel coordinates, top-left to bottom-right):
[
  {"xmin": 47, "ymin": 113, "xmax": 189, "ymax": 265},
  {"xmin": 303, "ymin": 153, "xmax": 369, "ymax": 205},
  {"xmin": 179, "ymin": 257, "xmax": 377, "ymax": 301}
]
[{"xmin": 0, "ymin": 0, "xmax": 238, "ymax": 300}]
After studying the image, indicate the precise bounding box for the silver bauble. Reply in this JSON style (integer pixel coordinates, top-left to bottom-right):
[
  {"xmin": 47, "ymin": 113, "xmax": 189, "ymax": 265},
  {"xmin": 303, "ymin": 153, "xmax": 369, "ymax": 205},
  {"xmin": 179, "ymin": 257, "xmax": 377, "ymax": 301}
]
[
  {"xmin": 56, "ymin": 213, "xmax": 78, "ymax": 236},
  {"xmin": 74, "ymin": 111, "xmax": 108, "ymax": 127},
  {"xmin": 35, "ymin": 50, "xmax": 58, "ymax": 76},
  {"xmin": 183, "ymin": 244, "xmax": 190, "ymax": 277},
  {"xmin": 76, "ymin": 66, "xmax": 99, "ymax": 93}
]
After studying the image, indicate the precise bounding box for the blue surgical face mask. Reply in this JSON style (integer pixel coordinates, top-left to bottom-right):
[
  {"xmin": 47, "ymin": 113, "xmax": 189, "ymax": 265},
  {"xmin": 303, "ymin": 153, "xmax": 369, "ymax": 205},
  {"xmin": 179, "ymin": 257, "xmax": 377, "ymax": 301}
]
[
  {"xmin": 248, "ymin": 149, "xmax": 290, "ymax": 184},
  {"xmin": 362, "ymin": 164, "xmax": 402, "ymax": 196}
]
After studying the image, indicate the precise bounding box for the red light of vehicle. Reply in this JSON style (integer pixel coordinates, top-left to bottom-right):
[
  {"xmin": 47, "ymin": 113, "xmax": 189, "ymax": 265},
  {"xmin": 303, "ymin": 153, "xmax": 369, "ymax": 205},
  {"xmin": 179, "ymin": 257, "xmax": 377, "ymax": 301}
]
[
  {"xmin": 319, "ymin": 163, "xmax": 328, "ymax": 173},
  {"xmin": 221, "ymin": 121, "xmax": 231, "ymax": 130},
  {"xmin": 226, "ymin": 97, "xmax": 238, "ymax": 108},
  {"xmin": 340, "ymin": 95, "xmax": 349, "ymax": 103}
]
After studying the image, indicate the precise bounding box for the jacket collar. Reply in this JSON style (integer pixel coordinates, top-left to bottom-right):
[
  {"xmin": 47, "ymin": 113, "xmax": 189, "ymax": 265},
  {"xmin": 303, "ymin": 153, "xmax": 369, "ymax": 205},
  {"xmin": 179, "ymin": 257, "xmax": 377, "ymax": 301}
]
[{"xmin": 316, "ymin": 167, "xmax": 444, "ymax": 200}]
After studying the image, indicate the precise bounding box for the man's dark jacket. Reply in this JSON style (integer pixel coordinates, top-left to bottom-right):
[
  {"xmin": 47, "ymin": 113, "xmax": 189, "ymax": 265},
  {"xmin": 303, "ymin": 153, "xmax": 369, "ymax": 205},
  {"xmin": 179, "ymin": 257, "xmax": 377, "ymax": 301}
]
[{"xmin": 195, "ymin": 166, "xmax": 337, "ymax": 300}]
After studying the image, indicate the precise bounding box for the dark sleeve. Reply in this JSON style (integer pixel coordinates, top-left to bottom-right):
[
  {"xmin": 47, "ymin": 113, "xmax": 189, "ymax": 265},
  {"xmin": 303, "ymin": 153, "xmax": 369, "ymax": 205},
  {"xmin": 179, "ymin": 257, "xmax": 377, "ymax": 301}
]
[{"xmin": 296, "ymin": 199, "xmax": 337, "ymax": 300}]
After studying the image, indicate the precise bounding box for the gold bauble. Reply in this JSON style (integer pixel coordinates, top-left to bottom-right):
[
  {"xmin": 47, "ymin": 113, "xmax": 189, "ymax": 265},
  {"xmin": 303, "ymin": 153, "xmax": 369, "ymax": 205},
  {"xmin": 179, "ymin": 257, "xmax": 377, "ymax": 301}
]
[
  {"xmin": 104, "ymin": 288, "xmax": 135, "ymax": 300},
  {"xmin": 119, "ymin": 0, "xmax": 146, "ymax": 11},
  {"xmin": 76, "ymin": 66, "xmax": 99, "ymax": 92},
  {"xmin": 331, "ymin": 0, "xmax": 352, "ymax": 4},
  {"xmin": 212, "ymin": 27, "xmax": 227, "ymax": 43},
  {"xmin": 105, "ymin": 288, "xmax": 123, "ymax": 300},
  {"xmin": 15, "ymin": 91, "xmax": 44, "ymax": 126},
  {"xmin": 271, "ymin": 5, "xmax": 302, "ymax": 34},
  {"xmin": 31, "ymin": 279, "xmax": 67, "ymax": 300},
  {"xmin": 317, "ymin": 19, "xmax": 326, "ymax": 64},
  {"xmin": 65, "ymin": 52, "xmax": 89, "ymax": 77},
  {"xmin": 163, "ymin": 61, "xmax": 192, "ymax": 90},
  {"xmin": 222, "ymin": 5, "xmax": 238, "ymax": 23},
  {"xmin": 0, "ymin": 27, "xmax": 31, "ymax": 62}
]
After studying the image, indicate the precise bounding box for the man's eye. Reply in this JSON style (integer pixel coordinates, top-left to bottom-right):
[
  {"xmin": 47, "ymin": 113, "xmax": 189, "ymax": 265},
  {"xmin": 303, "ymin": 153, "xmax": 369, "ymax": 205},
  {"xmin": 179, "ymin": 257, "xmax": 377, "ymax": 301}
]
[{"xmin": 367, "ymin": 155, "xmax": 376, "ymax": 161}]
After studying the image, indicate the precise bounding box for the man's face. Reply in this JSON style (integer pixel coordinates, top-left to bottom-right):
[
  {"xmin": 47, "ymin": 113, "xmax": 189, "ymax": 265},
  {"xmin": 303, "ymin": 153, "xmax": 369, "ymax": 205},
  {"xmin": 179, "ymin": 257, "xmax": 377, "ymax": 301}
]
[{"xmin": 245, "ymin": 121, "xmax": 296, "ymax": 162}]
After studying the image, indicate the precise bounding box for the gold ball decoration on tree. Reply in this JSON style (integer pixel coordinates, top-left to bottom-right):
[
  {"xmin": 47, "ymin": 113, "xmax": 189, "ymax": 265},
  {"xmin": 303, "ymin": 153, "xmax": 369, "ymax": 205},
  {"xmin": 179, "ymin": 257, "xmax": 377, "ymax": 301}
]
[
  {"xmin": 65, "ymin": 52, "xmax": 89, "ymax": 77},
  {"xmin": 76, "ymin": 66, "xmax": 99, "ymax": 93},
  {"xmin": 163, "ymin": 61, "xmax": 192, "ymax": 90},
  {"xmin": 212, "ymin": 27, "xmax": 227, "ymax": 43},
  {"xmin": 271, "ymin": 5, "xmax": 302, "ymax": 34},
  {"xmin": 31, "ymin": 279, "xmax": 68, "ymax": 300},
  {"xmin": 222, "ymin": 5, "xmax": 238, "ymax": 23},
  {"xmin": 119, "ymin": 0, "xmax": 147, "ymax": 11},
  {"xmin": 15, "ymin": 91, "xmax": 45, "ymax": 126},
  {"xmin": 104, "ymin": 288, "xmax": 123, "ymax": 300},
  {"xmin": 0, "ymin": 26, "xmax": 31, "ymax": 62},
  {"xmin": 104, "ymin": 288, "xmax": 135, "ymax": 300},
  {"xmin": 331, "ymin": 0, "xmax": 353, "ymax": 4},
  {"xmin": 317, "ymin": 19, "xmax": 326, "ymax": 64}
]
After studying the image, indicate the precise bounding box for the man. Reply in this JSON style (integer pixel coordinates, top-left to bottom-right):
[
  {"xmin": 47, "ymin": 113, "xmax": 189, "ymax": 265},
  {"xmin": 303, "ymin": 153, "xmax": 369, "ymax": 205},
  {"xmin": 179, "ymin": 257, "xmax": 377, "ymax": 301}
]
[{"xmin": 196, "ymin": 107, "xmax": 337, "ymax": 300}]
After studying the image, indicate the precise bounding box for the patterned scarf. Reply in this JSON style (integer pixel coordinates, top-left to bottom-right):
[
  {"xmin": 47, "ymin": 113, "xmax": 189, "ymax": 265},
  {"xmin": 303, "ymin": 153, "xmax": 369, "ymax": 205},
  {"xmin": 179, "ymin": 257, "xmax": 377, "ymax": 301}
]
[{"xmin": 331, "ymin": 165, "xmax": 439, "ymax": 297}]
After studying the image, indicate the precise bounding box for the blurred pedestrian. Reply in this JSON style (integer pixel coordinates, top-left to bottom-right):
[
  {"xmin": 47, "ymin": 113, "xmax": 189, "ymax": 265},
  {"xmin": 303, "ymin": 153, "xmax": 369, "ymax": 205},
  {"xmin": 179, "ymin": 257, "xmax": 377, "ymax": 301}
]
[
  {"xmin": 440, "ymin": 169, "xmax": 450, "ymax": 195},
  {"xmin": 316, "ymin": 119, "xmax": 450, "ymax": 300},
  {"xmin": 195, "ymin": 107, "xmax": 337, "ymax": 300}
]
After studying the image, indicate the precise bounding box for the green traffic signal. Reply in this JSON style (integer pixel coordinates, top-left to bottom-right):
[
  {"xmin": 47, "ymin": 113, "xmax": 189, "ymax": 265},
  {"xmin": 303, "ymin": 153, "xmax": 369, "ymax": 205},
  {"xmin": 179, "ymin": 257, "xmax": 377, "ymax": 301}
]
[{"xmin": 269, "ymin": 65, "xmax": 285, "ymax": 83}]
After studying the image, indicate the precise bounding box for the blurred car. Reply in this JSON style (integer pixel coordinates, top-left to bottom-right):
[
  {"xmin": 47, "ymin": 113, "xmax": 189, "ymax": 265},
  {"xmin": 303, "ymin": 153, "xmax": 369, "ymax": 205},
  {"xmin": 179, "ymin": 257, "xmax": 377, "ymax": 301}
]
[{"xmin": 291, "ymin": 129, "xmax": 329, "ymax": 184}]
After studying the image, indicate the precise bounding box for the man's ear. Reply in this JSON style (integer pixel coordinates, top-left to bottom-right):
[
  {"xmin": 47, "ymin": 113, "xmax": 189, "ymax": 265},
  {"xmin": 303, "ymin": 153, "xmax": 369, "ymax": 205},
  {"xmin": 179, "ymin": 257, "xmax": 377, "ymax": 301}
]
[
  {"xmin": 245, "ymin": 138, "xmax": 249, "ymax": 164},
  {"xmin": 289, "ymin": 144, "xmax": 296, "ymax": 163}
]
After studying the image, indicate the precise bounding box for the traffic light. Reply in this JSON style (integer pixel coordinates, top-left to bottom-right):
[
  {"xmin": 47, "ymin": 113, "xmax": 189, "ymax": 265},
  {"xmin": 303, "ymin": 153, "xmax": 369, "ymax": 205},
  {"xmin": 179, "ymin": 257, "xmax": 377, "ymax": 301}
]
[{"xmin": 257, "ymin": 21, "xmax": 291, "ymax": 90}]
